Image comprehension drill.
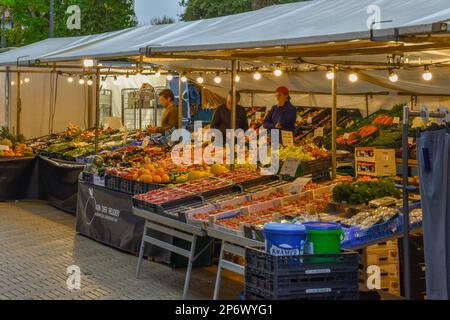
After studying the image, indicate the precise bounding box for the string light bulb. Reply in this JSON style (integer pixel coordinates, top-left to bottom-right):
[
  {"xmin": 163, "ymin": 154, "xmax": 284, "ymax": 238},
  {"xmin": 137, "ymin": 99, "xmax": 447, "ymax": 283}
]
[
  {"xmin": 11, "ymin": 81, "xmax": 15, "ymax": 86},
  {"xmin": 274, "ymin": 67, "xmax": 283, "ymax": 77},
  {"xmin": 87, "ymin": 77, "xmax": 94, "ymax": 86},
  {"xmin": 78, "ymin": 76, "xmax": 85, "ymax": 85},
  {"xmin": 214, "ymin": 73, "xmax": 222, "ymax": 84},
  {"xmin": 67, "ymin": 76, "xmax": 74, "ymax": 83},
  {"xmin": 235, "ymin": 74, "xmax": 241, "ymax": 82},
  {"xmin": 24, "ymin": 78, "xmax": 30, "ymax": 83},
  {"xmin": 113, "ymin": 76, "xmax": 119, "ymax": 85},
  {"xmin": 166, "ymin": 74, "xmax": 174, "ymax": 81},
  {"xmin": 253, "ymin": 71, "xmax": 262, "ymax": 80},
  {"xmin": 196, "ymin": 73, "xmax": 204, "ymax": 84},
  {"xmin": 326, "ymin": 69, "xmax": 335, "ymax": 80},
  {"xmin": 422, "ymin": 66, "xmax": 433, "ymax": 81},
  {"xmin": 389, "ymin": 70, "xmax": 398, "ymax": 83},
  {"xmin": 348, "ymin": 73, "xmax": 358, "ymax": 83},
  {"xmin": 155, "ymin": 70, "xmax": 161, "ymax": 77},
  {"xmin": 181, "ymin": 74, "xmax": 188, "ymax": 83}
]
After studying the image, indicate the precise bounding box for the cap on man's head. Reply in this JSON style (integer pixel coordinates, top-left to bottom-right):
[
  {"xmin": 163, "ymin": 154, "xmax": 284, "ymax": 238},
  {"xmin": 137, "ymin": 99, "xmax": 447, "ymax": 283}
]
[{"xmin": 276, "ymin": 86, "xmax": 290, "ymax": 95}]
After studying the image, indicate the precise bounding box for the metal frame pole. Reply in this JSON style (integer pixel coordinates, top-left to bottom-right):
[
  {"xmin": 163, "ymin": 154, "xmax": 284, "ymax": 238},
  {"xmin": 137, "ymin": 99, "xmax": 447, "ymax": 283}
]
[
  {"xmin": 178, "ymin": 73, "xmax": 183, "ymax": 129},
  {"xmin": 230, "ymin": 60, "xmax": 238, "ymax": 170},
  {"xmin": 16, "ymin": 72, "xmax": 21, "ymax": 134},
  {"xmin": 331, "ymin": 66, "xmax": 338, "ymax": 180},
  {"xmin": 94, "ymin": 69, "xmax": 100, "ymax": 153},
  {"xmin": 49, "ymin": 0, "xmax": 54, "ymax": 38}
]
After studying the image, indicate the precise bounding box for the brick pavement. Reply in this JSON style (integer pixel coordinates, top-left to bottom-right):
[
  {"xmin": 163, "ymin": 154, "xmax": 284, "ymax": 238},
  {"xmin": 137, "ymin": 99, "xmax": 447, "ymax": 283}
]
[{"xmin": 0, "ymin": 201, "xmax": 242, "ymax": 300}]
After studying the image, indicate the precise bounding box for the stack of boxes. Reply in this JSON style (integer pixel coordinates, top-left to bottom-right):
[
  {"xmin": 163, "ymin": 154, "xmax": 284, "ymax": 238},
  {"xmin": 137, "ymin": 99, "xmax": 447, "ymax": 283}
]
[
  {"xmin": 355, "ymin": 147, "xmax": 397, "ymax": 177},
  {"xmin": 359, "ymin": 240, "xmax": 401, "ymax": 296}
]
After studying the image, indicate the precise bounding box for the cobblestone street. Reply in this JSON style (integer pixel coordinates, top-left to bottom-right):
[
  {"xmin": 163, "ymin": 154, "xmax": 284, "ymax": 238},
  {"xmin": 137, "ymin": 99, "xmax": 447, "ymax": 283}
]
[{"xmin": 0, "ymin": 201, "xmax": 242, "ymax": 300}]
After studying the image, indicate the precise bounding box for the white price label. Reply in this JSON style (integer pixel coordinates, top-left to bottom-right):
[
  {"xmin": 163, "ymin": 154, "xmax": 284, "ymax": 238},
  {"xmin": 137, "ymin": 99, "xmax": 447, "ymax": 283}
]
[
  {"xmin": 344, "ymin": 133, "xmax": 350, "ymax": 140},
  {"xmin": 307, "ymin": 117, "xmax": 313, "ymax": 125},
  {"xmin": 281, "ymin": 130, "xmax": 294, "ymax": 146},
  {"xmin": 393, "ymin": 117, "xmax": 400, "ymax": 124},
  {"xmin": 314, "ymin": 127, "xmax": 324, "ymax": 138},
  {"xmin": 280, "ymin": 158, "xmax": 301, "ymax": 177},
  {"xmin": 93, "ymin": 175, "xmax": 105, "ymax": 187}
]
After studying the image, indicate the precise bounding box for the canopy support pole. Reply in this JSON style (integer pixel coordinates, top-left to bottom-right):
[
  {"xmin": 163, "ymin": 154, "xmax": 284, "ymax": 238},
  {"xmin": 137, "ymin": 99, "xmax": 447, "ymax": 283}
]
[
  {"xmin": 94, "ymin": 69, "xmax": 101, "ymax": 153},
  {"xmin": 331, "ymin": 66, "xmax": 338, "ymax": 180},
  {"xmin": 365, "ymin": 94, "xmax": 370, "ymax": 117},
  {"xmin": 231, "ymin": 59, "xmax": 237, "ymax": 170},
  {"xmin": 178, "ymin": 72, "xmax": 183, "ymax": 129},
  {"xmin": 16, "ymin": 72, "xmax": 21, "ymax": 135}
]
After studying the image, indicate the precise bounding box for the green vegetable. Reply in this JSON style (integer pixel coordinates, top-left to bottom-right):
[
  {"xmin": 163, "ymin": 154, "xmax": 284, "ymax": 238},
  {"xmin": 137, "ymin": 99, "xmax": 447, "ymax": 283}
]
[{"xmin": 333, "ymin": 180, "xmax": 400, "ymax": 205}]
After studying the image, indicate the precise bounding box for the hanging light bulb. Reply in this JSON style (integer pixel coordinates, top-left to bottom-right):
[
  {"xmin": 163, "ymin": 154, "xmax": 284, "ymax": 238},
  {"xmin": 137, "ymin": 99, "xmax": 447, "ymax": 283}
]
[
  {"xmin": 101, "ymin": 77, "xmax": 106, "ymax": 83},
  {"xmin": 87, "ymin": 77, "xmax": 94, "ymax": 86},
  {"xmin": 253, "ymin": 71, "xmax": 262, "ymax": 80},
  {"xmin": 326, "ymin": 69, "xmax": 335, "ymax": 80},
  {"xmin": 11, "ymin": 81, "xmax": 15, "ymax": 86},
  {"xmin": 167, "ymin": 74, "xmax": 174, "ymax": 81},
  {"xmin": 78, "ymin": 76, "xmax": 85, "ymax": 85},
  {"xmin": 67, "ymin": 76, "xmax": 74, "ymax": 83},
  {"xmin": 24, "ymin": 78, "xmax": 30, "ymax": 83},
  {"xmin": 235, "ymin": 74, "xmax": 241, "ymax": 82},
  {"xmin": 274, "ymin": 67, "xmax": 283, "ymax": 77},
  {"xmin": 181, "ymin": 74, "xmax": 188, "ymax": 82},
  {"xmin": 422, "ymin": 66, "xmax": 433, "ymax": 81},
  {"xmin": 214, "ymin": 73, "xmax": 222, "ymax": 84},
  {"xmin": 348, "ymin": 73, "xmax": 358, "ymax": 83},
  {"xmin": 388, "ymin": 70, "xmax": 398, "ymax": 83},
  {"xmin": 155, "ymin": 70, "xmax": 161, "ymax": 77},
  {"xmin": 196, "ymin": 73, "xmax": 204, "ymax": 84},
  {"xmin": 20, "ymin": 80, "xmax": 23, "ymax": 85},
  {"xmin": 113, "ymin": 76, "xmax": 119, "ymax": 85}
]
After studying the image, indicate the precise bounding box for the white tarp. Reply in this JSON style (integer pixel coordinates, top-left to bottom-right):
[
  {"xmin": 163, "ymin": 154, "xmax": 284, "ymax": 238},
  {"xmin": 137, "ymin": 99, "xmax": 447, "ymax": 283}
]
[{"xmin": 0, "ymin": 0, "xmax": 450, "ymax": 64}]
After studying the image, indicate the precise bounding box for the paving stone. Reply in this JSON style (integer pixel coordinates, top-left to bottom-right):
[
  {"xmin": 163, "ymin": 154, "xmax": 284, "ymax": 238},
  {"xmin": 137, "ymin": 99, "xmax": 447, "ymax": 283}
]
[{"xmin": 0, "ymin": 202, "xmax": 243, "ymax": 300}]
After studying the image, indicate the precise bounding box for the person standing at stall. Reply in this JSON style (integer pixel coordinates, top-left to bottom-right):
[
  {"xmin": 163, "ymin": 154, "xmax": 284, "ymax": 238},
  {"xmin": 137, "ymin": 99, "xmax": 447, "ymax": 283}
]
[
  {"xmin": 210, "ymin": 91, "xmax": 249, "ymax": 139},
  {"xmin": 263, "ymin": 86, "xmax": 297, "ymax": 132},
  {"xmin": 147, "ymin": 89, "xmax": 179, "ymax": 134}
]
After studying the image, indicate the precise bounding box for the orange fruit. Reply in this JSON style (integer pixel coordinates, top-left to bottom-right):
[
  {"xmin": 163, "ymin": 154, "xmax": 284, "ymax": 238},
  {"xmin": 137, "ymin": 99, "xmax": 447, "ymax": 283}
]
[
  {"xmin": 146, "ymin": 164, "xmax": 155, "ymax": 172},
  {"xmin": 153, "ymin": 175, "xmax": 162, "ymax": 183},
  {"xmin": 155, "ymin": 168, "xmax": 166, "ymax": 177},
  {"xmin": 141, "ymin": 175, "xmax": 154, "ymax": 184},
  {"xmin": 133, "ymin": 173, "xmax": 140, "ymax": 181},
  {"xmin": 140, "ymin": 169, "xmax": 151, "ymax": 176},
  {"xmin": 161, "ymin": 174, "xmax": 170, "ymax": 184}
]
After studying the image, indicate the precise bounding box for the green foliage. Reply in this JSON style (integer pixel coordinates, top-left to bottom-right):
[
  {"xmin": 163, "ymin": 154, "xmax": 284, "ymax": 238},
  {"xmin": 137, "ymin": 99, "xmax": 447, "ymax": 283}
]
[
  {"xmin": 179, "ymin": 0, "xmax": 306, "ymax": 21},
  {"xmin": 333, "ymin": 180, "xmax": 401, "ymax": 205},
  {"xmin": 1, "ymin": 0, "xmax": 136, "ymax": 47}
]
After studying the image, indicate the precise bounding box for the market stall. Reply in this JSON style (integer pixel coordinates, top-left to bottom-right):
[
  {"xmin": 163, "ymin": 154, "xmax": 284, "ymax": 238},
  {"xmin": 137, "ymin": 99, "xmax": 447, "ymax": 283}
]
[{"xmin": 2, "ymin": 0, "xmax": 450, "ymax": 300}]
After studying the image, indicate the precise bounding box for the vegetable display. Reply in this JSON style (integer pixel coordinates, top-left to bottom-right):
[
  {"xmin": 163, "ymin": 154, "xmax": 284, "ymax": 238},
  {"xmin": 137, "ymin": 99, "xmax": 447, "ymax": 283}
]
[{"xmin": 332, "ymin": 180, "xmax": 400, "ymax": 205}]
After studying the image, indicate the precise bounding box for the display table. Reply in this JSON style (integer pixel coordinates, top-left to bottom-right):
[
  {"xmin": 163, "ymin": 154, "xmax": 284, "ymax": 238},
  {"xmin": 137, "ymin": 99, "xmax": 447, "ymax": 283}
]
[
  {"xmin": 133, "ymin": 207, "xmax": 214, "ymax": 300},
  {"xmin": 0, "ymin": 156, "xmax": 39, "ymax": 200}
]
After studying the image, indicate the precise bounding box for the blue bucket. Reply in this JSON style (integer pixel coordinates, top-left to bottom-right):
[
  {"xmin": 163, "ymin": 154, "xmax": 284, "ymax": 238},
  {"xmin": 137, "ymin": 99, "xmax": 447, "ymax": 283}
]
[{"xmin": 263, "ymin": 223, "xmax": 306, "ymax": 256}]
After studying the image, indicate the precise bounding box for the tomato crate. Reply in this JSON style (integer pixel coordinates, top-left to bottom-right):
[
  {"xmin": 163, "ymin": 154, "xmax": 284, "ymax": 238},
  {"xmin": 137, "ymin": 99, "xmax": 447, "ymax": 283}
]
[{"xmin": 245, "ymin": 248, "xmax": 359, "ymax": 300}]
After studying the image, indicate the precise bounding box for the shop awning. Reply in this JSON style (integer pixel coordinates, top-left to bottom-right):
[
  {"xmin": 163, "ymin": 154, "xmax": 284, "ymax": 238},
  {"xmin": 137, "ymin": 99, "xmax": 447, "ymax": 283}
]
[{"xmin": 1, "ymin": 0, "xmax": 450, "ymax": 65}]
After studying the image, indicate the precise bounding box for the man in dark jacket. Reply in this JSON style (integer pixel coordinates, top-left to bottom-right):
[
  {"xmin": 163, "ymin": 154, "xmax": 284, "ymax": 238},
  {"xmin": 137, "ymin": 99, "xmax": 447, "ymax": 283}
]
[
  {"xmin": 263, "ymin": 86, "xmax": 297, "ymax": 132},
  {"xmin": 210, "ymin": 91, "xmax": 249, "ymax": 139}
]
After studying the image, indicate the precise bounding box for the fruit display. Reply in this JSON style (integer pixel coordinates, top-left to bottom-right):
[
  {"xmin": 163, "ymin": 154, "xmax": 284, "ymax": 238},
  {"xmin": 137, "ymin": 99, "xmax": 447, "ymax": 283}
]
[
  {"xmin": 332, "ymin": 179, "xmax": 400, "ymax": 205},
  {"xmin": 277, "ymin": 144, "xmax": 328, "ymax": 163},
  {"xmin": 134, "ymin": 188, "xmax": 195, "ymax": 205},
  {"xmin": 0, "ymin": 127, "xmax": 34, "ymax": 158},
  {"xmin": 216, "ymin": 168, "xmax": 261, "ymax": 184},
  {"xmin": 175, "ymin": 177, "xmax": 232, "ymax": 194}
]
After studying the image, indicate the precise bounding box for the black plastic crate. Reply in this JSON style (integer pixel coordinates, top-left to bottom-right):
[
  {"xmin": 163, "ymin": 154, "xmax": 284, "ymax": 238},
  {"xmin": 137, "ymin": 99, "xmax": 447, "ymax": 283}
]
[
  {"xmin": 244, "ymin": 248, "xmax": 359, "ymax": 300},
  {"xmin": 81, "ymin": 172, "xmax": 94, "ymax": 184},
  {"xmin": 246, "ymin": 248, "xmax": 359, "ymax": 277},
  {"xmin": 105, "ymin": 175, "xmax": 121, "ymax": 192},
  {"xmin": 105, "ymin": 175, "xmax": 164, "ymax": 195},
  {"xmin": 133, "ymin": 181, "xmax": 165, "ymax": 195},
  {"xmin": 245, "ymin": 283, "xmax": 358, "ymax": 300},
  {"xmin": 301, "ymin": 158, "xmax": 332, "ymax": 176}
]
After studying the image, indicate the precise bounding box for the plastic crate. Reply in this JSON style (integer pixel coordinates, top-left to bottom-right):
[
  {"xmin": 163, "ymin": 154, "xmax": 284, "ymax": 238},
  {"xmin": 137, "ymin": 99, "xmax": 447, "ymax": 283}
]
[
  {"xmin": 81, "ymin": 172, "xmax": 94, "ymax": 184},
  {"xmin": 300, "ymin": 158, "xmax": 332, "ymax": 176},
  {"xmin": 341, "ymin": 217, "xmax": 400, "ymax": 248},
  {"xmin": 104, "ymin": 175, "xmax": 165, "ymax": 195},
  {"xmin": 245, "ymin": 248, "xmax": 359, "ymax": 300},
  {"xmin": 398, "ymin": 202, "xmax": 423, "ymax": 230}
]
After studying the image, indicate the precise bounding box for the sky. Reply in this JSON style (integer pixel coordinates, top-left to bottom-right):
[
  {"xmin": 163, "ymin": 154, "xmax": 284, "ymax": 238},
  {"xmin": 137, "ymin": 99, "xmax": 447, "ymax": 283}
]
[{"xmin": 134, "ymin": 0, "xmax": 185, "ymax": 24}]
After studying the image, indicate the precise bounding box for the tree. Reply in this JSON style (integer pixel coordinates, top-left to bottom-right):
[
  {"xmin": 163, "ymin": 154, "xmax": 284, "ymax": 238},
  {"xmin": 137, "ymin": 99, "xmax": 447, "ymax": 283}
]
[
  {"xmin": 179, "ymin": 0, "xmax": 306, "ymax": 21},
  {"xmin": 150, "ymin": 15, "xmax": 175, "ymax": 25},
  {"xmin": 0, "ymin": 0, "xmax": 136, "ymax": 47}
]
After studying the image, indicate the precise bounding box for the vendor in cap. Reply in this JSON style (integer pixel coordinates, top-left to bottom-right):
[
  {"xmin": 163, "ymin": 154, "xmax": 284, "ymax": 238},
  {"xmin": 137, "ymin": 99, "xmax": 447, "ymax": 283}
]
[{"xmin": 263, "ymin": 86, "xmax": 297, "ymax": 132}]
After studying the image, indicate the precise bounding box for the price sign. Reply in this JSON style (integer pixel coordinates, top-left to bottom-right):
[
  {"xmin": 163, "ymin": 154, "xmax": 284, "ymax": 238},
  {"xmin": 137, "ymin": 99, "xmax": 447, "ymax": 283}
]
[
  {"xmin": 307, "ymin": 117, "xmax": 313, "ymax": 125},
  {"xmin": 393, "ymin": 117, "xmax": 400, "ymax": 124},
  {"xmin": 93, "ymin": 175, "xmax": 105, "ymax": 187},
  {"xmin": 142, "ymin": 136, "xmax": 150, "ymax": 147},
  {"xmin": 280, "ymin": 157, "xmax": 301, "ymax": 177},
  {"xmin": 344, "ymin": 133, "xmax": 350, "ymax": 140},
  {"xmin": 314, "ymin": 127, "xmax": 324, "ymax": 138},
  {"xmin": 281, "ymin": 130, "xmax": 294, "ymax": 146}
]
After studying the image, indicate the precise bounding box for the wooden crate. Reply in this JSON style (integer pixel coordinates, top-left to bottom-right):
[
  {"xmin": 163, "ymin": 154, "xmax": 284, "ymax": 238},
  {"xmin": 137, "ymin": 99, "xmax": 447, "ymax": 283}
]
[{"xmin": 355, "ymin": 148, "xmax": 396, "ymax": 177}]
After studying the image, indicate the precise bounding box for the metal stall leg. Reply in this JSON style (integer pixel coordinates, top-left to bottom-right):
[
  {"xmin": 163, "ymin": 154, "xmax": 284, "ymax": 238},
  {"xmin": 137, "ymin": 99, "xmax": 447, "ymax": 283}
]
[
  {"xmin": 213, "ymin": 240, "xmax": 226, "ymax": 300},
  {"xmin": 135, "ymin": 221, "xmax": 148, "ymax": 279},
  {"xmin": 183, "ymin": 235, "xmax": 198, "ymax": 300}
]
